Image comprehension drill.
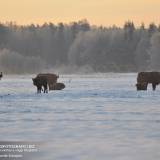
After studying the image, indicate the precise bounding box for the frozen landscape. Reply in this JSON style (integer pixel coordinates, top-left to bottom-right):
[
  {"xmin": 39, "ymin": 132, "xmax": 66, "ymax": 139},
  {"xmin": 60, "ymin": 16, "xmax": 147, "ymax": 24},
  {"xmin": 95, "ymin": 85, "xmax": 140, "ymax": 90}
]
[{"xmin": 0, "ymin": 73, "xmax": 160, "ymax": 160}]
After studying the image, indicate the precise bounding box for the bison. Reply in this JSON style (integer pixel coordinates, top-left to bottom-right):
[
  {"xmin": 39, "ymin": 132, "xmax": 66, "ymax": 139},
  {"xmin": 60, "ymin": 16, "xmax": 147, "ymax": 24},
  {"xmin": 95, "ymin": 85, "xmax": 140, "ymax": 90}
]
[
  {"xmin": 0, "ymin": 72, "xmax": 3, "ymax": 80},
  {"xmin": 50, "ymin": 82, "xmax": 65, "ymax": 90},
  {"xmin": 37, "ymin": 73, "xmax": 59, "ymax": 90},
  {"xmin": 32, "ymin": 76, "xmax": 48, "ymax": 93},
  {"xmin": 136, "ymin": 72, "xmax": 160, "ymax": 91}
]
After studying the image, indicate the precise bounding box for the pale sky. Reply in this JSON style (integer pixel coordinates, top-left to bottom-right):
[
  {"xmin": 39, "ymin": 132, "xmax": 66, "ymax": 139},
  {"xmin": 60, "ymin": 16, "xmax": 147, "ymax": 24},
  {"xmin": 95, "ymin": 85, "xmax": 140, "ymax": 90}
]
[{"xmin": 0, "ymin": 0, "xmax": 159, "ymax": 26}]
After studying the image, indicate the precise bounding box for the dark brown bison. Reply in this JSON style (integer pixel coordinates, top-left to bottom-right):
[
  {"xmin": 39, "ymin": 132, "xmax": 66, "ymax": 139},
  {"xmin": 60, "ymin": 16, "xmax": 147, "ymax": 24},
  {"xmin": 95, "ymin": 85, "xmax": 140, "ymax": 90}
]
[
  {"xmin": 0, "ymin": 72, "xmax": 3, "ymax": 80},
  {"xmin": 136, "ymin": 72, "xmax": 160, "ymax": 91},
  {"xmin": 37, "ymin": 73, "xmax": 59, "ymax": 90},
  {"xmin": 32, "ymin": 76, "xmax": 48, "ymax": 93},
  {"xmin": 50, "ymin": 82, "xmax": 65, "ymax": 90}
]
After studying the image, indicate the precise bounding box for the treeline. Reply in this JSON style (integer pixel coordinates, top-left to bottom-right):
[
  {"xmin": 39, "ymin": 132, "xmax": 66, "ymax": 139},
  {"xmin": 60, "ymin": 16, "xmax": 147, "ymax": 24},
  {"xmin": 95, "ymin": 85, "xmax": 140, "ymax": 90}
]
[{"xmin": 0, "ymin": 20, "xmax": 160, "ymax": 74}]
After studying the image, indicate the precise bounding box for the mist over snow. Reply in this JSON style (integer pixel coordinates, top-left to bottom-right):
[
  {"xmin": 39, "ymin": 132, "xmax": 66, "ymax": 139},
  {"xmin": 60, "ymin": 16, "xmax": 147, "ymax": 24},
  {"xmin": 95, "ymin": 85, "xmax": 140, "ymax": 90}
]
[
  {"xmin": 0, "ymin": 48, "xmax": 46, "ymax": 74},
  {"xmin": 0, "ymin": 20, "xmax": 160, "ymax": 74}
]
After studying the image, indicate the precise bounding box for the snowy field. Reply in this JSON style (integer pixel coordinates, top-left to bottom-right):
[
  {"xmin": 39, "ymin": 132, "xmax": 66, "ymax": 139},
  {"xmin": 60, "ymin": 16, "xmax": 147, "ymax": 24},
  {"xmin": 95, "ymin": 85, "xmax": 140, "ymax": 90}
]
[{"xmin": 0, "ymin": 73, "xmax": 160, "ymax": 160}]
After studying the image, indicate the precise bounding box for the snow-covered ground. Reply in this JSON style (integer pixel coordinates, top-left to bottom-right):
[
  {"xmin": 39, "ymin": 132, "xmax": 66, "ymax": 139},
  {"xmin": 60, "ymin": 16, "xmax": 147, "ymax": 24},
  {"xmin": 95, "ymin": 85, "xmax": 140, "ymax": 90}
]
[{"xmin": 0, "ymin": 73, "xmax": 160, "ymax": 160}]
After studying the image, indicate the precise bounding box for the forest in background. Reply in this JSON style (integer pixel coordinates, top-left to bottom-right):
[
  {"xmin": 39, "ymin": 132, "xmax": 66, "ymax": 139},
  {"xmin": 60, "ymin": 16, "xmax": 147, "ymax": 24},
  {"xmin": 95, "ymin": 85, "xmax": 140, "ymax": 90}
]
[{"xmin": 0, "ymin": 20, "xmax": 160, "ymax": 74}]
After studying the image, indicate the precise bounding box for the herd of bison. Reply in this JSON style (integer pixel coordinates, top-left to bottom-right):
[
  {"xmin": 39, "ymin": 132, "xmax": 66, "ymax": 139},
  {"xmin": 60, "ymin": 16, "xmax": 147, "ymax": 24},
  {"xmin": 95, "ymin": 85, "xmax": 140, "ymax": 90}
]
[
  {"xmin": 32, "ymin": 73, "xmax": 65, "ymax": 93},
  {"xmin": 0, "ymin": 72, "xmax": 160, "ymax": 93}
]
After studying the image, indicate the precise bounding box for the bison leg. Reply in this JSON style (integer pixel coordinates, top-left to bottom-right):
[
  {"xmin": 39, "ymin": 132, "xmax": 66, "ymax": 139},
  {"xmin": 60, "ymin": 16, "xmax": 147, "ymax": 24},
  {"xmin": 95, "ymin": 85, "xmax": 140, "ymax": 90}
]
[
  {"xmin": 152, "ymin": 83, "xmax": 156, "ymax": 91},
  {"xmin": 43, "ymin": 88, "xmax": 46, "ymax": 93},
  {"xmin": 44, "ymin": 89, "xmax": 48, "ymax": 93},
  {"xmin": 43, "ymin": 85, "xmax": 48, "ymax": 93},
  {"xmin": 145, "ymin": 83, "xmax": 148, "ymax": 90},
  {"xmin": 37, "ymin": 87, "xmax": 39, "ymax": 93},
  {"xmin": 37, "ymin": 85, "xmax": 42, "ymax": 93}
]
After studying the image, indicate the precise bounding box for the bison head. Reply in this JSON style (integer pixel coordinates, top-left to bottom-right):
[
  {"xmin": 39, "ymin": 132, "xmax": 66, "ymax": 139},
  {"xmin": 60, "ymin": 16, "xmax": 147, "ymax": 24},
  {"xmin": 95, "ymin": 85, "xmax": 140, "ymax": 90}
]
[
  {"xmin": 32, "ymin": 78, "xmax": 38, "ymax": 86},
  {"xmin": 136, "ymin": 83, "xmax": 147, "ymax": 91}
]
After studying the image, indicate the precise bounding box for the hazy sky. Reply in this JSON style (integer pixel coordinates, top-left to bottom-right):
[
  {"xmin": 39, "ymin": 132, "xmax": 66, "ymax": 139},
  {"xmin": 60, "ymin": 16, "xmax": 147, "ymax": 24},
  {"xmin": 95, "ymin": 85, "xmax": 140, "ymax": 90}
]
[{"xmin": 0, "ymin": 0, "xmax": 159, "ymax": 26}]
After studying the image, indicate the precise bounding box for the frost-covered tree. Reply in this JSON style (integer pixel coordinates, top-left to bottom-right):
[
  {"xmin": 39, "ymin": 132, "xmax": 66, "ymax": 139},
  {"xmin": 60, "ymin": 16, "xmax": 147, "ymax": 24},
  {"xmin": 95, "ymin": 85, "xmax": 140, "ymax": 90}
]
[
  {"xmin": 0, "ymin": 20, "xmax": 159, "ymax": 73},
  {"xmin": 149, "ymin": 33, "xmax": 160, "ymax": 70}
]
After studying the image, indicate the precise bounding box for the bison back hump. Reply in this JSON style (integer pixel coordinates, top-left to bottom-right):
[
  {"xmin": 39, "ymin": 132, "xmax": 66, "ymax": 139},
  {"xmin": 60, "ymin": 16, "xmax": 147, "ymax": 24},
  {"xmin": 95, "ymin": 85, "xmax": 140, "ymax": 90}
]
[
  {"xmin": 37, "ymin": 73, "xmax": 58, "ymax": 84},
  {"xmin": 137, "ymin": 72, "xmax": 160, "ymax": 83}
]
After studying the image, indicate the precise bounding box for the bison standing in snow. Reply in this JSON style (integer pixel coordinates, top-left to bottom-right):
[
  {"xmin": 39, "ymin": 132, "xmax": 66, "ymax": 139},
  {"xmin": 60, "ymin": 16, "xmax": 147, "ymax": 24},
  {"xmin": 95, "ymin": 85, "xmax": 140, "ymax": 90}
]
[
  {"xmin": 0, "ymin": 72, "xmax": 3, "ymax": 80},
  {"xmin": 32, "ymin": 73, "xmax": 65, "ymax": 93},
  {"xmin": 36, "ymin": 73, "xmax": 59, "ymax": 90},
  {"xmin": 136, "ymin": 72, "xmax": 160, "ymax": 91}
]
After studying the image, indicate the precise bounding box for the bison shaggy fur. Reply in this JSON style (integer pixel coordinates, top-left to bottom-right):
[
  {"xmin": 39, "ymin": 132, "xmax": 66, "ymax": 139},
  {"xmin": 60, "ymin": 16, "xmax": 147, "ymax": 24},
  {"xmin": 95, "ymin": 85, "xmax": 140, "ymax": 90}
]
[{"xmin": 136, "ymin": 72, "xmax": 160, "ymax": 91}]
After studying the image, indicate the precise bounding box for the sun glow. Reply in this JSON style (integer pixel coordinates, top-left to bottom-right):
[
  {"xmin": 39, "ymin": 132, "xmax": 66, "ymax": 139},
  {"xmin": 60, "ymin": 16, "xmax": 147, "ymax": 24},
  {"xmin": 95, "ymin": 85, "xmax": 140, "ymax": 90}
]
[{"xmin": 0, "ymin": 0, "xmax": 159, "ymax": 26}]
